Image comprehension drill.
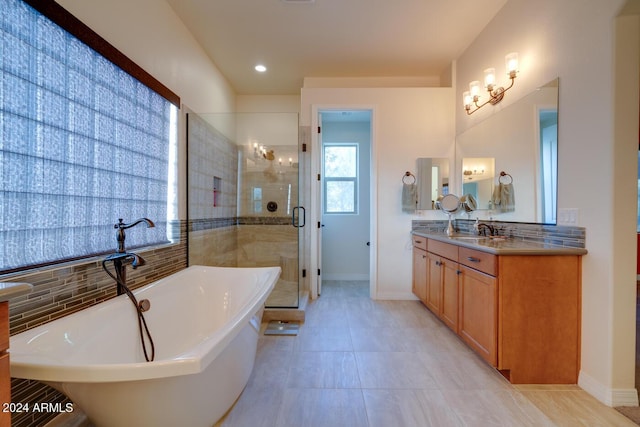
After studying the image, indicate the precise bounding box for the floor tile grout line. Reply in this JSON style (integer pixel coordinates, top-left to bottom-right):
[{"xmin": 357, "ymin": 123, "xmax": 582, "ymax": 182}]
[{"xmin": 225, "ymin": 280, "xmax": 639, "ymax": 427}]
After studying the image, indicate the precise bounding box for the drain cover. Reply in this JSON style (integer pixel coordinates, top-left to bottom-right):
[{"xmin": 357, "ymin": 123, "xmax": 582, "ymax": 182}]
[{"xmin": 264, "ymin": 320, "xmax": 299, "ymax": 336}]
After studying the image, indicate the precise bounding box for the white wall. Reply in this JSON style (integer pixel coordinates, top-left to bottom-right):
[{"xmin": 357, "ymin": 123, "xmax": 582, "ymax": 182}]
[
  {"xmin": 237, "ymin": 95, "xmax": 301, "ymax": 114},
  {"xmin": 456, "ymin": 0, "xmax": 640, "ymax": 406},
  {"xmin": 301, "ymin": 87, "xmax": 455, "ymax": 299},
  {"xmin": 57, "ymin": 0, "xmax": 236, "ymax": 114}
]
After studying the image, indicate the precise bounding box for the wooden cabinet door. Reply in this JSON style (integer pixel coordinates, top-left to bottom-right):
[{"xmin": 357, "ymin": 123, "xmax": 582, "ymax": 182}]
[
  {"xmin": 0, "ymin": 302, "xmax": 7, "ymax": 356},
  {"xmin": 0, "ymin": 302, "xmax": 7, "ymax": 427},
  {"xmin": 426, "ymin": 252, "xmax": 443, "ymax": 313},
  {"xmin": 0, "ymin": 353, "xmax": 8, "ymax": 427},
  {"xmin": 441, "ymin": 260, "xmax": 460, "ymax": 332},
  {"xmin": 412, "ymin": 247, "xmax": 428, "ymax": 303},
  {"xmin": 459, "ymin": 265, "xmax": 497, "ymax": 366}
]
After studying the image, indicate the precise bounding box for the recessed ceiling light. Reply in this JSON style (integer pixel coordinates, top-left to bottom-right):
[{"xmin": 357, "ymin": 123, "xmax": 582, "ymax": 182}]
[{"xmin": 255, "ymin": 64, "xmax": 267, "ymax": 72}]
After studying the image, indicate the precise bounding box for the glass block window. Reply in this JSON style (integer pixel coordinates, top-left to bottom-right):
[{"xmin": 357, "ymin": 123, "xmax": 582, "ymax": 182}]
[
  {"xmin": 0, "ymin": 0, "xmax": 179, "ymax": 272},
  {"xmin": 323, "ymin": 143, "xmax": 358, "ymax": 214}
]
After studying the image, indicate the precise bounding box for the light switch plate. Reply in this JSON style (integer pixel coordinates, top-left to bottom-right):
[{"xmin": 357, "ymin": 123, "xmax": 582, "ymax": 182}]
[{"xmin": 558, "ymin": 208, "xmax": 579, "ymax": 225}]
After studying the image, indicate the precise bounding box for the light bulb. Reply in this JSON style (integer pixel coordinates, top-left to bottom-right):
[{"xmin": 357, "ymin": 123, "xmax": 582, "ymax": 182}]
[
  {"xmin": 469, "ymin": 81, "xmax": 481, "ymax": 98},
  {"xmin": 505, "ymin": 52, "xmax": 519, "ymax": 76},
  {"xmin": 463, "ymin": 91, "xmax": 472, "ymax": 107},
  {"xmin": 484, "ymin": 68, "xmax": 496, "ymax": 89}
]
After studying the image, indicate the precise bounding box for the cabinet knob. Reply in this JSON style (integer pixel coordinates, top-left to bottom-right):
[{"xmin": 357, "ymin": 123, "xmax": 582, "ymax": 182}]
[
  {"xmin": 435, "ymin": 260, "xmax": 442, "ymax": 266},
  {"xmin": 456, "ymin": 270, "xmax": 462, "ymax": 275}
]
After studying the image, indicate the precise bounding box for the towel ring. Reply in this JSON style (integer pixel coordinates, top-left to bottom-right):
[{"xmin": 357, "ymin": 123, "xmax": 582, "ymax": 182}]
[
  {"xmin": 403, "ymin": 171, "xmax": 416, "ymax": 185},
  {"xmin": 499, "ymin": 171, "xmax": 513, "ymax": 184}
]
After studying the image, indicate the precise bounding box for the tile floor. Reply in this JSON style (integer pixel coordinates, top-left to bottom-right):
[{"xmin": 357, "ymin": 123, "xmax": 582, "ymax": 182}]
[{"xmin": 216, "ymin": 280, "xmax": 638, "ymax": 427}]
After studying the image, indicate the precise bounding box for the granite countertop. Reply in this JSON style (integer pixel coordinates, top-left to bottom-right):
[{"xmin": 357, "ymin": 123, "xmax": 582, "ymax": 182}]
[
  {"xmin": 0, "ymin": 282, "xmax": 33, "ymax": 302},
  {"xmin": 412, "ymin": 231, "xmax": 588, "ymax": 256}
]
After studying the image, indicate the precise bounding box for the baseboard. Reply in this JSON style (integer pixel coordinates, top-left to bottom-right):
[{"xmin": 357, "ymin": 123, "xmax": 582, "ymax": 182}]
[
  {"xmin": 322, "ymin": 273, "xmax": 369, "ymax": 281},
  {"xmin": 578, "ymin": 370, "xmax": 639, "ymax": 407}
]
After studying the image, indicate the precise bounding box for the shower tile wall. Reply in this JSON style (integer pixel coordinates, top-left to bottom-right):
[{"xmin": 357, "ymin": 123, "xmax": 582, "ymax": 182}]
[
  {"xmin": 236, "ymin": 151, "xmax": 300, "ymax": 307},
  {"xmin": 6, "ymin": 221, "xmax": 188, "ymax": 427},
  {"xmin": 189, "ymin": 226, "xmax": 238, "ymax": 267},
  {"xmin": 236, "ymin": 223, "xmax": 298, "ymax": 275},
  {"xmin": 236, "ymin": 164, "xmax": 299, "ymax": 272},
  {"xmin": 187, "ymin": 113, "xmax": 238, "ymax": 221},
  {"xmin": 187, "ymin": 113, "xmax": 239, "ymax": 267},
  {"xmin": 187, "ymin": 114, "xmax": 302, "ymax": 307},
  {"xmin": 237, "ymin": 151, "xmax": 299, "ymax": 216}
]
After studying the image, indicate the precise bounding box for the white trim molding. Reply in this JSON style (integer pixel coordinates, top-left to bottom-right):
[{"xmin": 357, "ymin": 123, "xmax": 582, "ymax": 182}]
[{"xmin": 578, "ymin": 370, "xmax": 639, "ymax": 407}]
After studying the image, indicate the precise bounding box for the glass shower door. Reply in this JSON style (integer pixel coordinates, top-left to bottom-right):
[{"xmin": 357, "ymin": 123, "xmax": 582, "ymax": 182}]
[{"xmin": 186, "ymin": 112, "xmax": 301, "ymax": 309}]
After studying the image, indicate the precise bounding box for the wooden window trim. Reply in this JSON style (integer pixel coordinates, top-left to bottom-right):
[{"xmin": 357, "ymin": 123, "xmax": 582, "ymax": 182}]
[{"xmin": 22, "ymin": 0, "xmax": 181, "ymax": 107}]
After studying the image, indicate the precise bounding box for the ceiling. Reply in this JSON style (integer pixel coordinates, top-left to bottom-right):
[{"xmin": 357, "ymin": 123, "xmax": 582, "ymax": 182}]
[{"xmin": 164, "ymin": 0, "xmax": 508, "ymax": 95}]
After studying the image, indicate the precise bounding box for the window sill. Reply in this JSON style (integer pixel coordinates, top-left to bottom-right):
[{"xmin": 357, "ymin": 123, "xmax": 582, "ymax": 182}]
[{"xmin": 0, "ymin": 240, "xmax": 183, "ymax": 281}]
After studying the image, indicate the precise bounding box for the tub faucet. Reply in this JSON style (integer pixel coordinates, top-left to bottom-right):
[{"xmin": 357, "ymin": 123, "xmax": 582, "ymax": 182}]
[
  {"xmin": 115, "ymin": 218, "xmax": 155, "ymax": 253},
  {"xmin": 107, "ymin": 218, "xmax": 155, "ymax": 295}
]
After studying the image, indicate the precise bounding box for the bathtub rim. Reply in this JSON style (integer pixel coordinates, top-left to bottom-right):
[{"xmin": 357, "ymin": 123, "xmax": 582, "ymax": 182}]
[{"xmin": 9, "ymin": 265, "xmax": 280, "ymax": 383}]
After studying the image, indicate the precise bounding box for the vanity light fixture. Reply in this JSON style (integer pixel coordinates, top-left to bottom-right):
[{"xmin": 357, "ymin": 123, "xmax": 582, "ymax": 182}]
[{"xmin": 463, "ymin": 52, "xmax": 519, "ymax": 115}]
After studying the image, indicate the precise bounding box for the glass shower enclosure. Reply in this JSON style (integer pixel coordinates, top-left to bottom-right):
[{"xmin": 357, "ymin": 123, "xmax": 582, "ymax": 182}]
[{"xmin": 186, "ymin": 112, "xmax": 302, "ymax": 308}]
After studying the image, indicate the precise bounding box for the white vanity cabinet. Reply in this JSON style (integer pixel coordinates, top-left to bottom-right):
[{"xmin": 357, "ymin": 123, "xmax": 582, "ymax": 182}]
[{"xmin": 412, "ymin": 234, "xmax": 583, "ymax": 384}]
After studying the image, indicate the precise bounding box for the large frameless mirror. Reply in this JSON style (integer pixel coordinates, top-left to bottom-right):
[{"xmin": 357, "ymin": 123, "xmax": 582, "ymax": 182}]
[{"xmin": 456, "ymin": 78, "xmax": 558, "ymax": 224}]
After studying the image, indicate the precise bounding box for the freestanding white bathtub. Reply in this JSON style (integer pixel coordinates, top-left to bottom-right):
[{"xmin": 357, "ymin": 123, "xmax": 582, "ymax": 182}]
[{"xmin": 9, "ymin": 265, "xmax": 280, "ymax": 427}]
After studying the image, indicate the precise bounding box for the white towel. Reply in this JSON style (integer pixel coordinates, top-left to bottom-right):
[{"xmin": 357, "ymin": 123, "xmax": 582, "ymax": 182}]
[{"xmin": 402, "ymin": 183, "xmax": 417, "ymax": 213}]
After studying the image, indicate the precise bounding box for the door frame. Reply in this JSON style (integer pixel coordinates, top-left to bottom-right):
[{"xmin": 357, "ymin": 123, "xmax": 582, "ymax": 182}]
[{"xmin": 310, "ymin": 105, "xmax": 377, "ymax": 299}]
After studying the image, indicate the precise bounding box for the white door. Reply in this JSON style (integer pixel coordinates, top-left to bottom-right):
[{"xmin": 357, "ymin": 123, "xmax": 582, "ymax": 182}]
[{"xmin": 316, "ymin": 112, "xmax": 324, "ymax": 296}]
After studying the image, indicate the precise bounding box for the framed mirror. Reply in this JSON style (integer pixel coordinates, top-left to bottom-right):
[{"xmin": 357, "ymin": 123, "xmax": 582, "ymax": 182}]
[
  {"xmin": 456, "ymin": 78, "xmax": 558, "ymax": 224},
  {"xmin": 416, "ymin": 157, "xmax": 449, "ymax": 210}
]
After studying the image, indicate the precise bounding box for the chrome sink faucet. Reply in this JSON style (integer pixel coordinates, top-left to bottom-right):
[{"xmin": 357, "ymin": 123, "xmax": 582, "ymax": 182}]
[{"xmin": 104, "ymin": 218, "xmax": 155, "ymax": 295}]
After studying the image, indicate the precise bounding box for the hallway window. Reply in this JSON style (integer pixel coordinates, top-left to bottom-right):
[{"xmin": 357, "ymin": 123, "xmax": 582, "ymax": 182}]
[
  {"xmin": 0, "ymin": 0, "xmax": 179, "ymax": 272},
  {"xmin": 323, "ymin": 143, "xmax": 358, "ymax": 214}
]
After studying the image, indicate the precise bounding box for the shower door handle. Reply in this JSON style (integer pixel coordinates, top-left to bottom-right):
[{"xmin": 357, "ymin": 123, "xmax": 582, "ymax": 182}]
[{"xmin": 292, "ymin": 206, "xmax": 306, "ymax": 228}]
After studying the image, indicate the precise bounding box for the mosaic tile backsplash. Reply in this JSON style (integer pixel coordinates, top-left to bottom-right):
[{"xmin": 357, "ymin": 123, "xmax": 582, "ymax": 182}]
[{"xmin": 412, "ymin": 219, "xmax": 586, "ymax": 248}]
